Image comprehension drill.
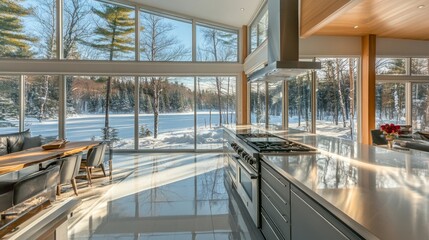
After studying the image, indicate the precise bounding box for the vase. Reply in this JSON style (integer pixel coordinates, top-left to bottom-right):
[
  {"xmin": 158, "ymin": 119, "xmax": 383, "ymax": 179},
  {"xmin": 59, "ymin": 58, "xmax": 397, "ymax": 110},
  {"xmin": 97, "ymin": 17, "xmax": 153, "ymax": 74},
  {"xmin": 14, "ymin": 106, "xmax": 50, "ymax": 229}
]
[
  {"xmin": 385, "ymin": 135, "xmax": 395, "ymax": 149},
  {"xmin": 387, "ymin": 139, "xmax": 393, "ymax": 149}
]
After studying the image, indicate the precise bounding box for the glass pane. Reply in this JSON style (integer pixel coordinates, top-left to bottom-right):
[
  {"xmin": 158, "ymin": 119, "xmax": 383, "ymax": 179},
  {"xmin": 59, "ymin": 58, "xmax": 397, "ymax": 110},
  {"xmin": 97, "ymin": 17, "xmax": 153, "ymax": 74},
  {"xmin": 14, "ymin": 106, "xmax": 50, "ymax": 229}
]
[
  {"xmin": 288, "ymin": 74, "xmax": 311, "ymax": 132},
  {"xmin": 138, "ymin": 77, "xmax": 195, "ymax": 149},
  {"xmin": 68, "ymin": 0, "xmax": 135, "ymax": 60},
  {"xmin": 250, "ymin": 25, "xmax": 258, "ymax": 52},
  {"xmin": 196, "ymin": 24, "xmax": 238, "ymax": 62},
  {"xmin": 140, "ymin": 10, "xmax": 192, "ymax": 61},
  {"xmin": 376, "ymin": 58, "xmax": 406, "ymax": 75},
  {"xmin": 375, "ymin": 82, "xmax": 406, "ymax": 127},
  {"xmin": 196, "ymin": 77, "xmax": 236, "ymax": 150},
  {"xmin": 66, "ymin": 76, "xmax": 135, "ymax": 149},
  {"xmin": 25, "ymin": 75, "xmax": 59, "ymax": 138},
  {"xmin": 250, "ymin": 82, "xmax": 266, "ymax": 126},
  {"xmin": 0, "ymin": 0, "xmax": 56, "ymax": 59},
  {"xmin": 316, "ymin": 58, "xmax": 358, "ymax": 140},
  {"xmin": 268, "ymin": 81, "xmax": 283, "ymax": 128},
  {"xmin": 0, "ymin": 76, "xmax": 20, "ymax": 134},
  {"xmin": 249, "ymin": 7, "xmax": 267, "ymax": 53},
  {"xmin": 66, "ymin": 76, "xmax": 106, "ymax": 142},
  {"xmin": 257, "ymin": 10, "xmax": 268, "ymax": 45},
  {"xmin": 412, "ymin": 83, "xmax": 429, "ymax": 131},
  {"xmin": 63, "ymin": 0, "xmax": 92, "ymax": 59},
  {"xmin": 411, "ymin": 58, "xmax": 429, "ymax": 75},
  {"xmin": 110, "ymin": 77, "xmax": 135, "ymax": 149}
]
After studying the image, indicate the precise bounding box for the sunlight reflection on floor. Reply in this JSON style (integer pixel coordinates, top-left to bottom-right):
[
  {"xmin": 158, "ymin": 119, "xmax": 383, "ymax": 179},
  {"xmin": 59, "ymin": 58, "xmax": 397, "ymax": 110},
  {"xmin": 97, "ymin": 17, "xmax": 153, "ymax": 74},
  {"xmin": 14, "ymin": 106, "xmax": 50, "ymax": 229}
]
[{"xmin": 69, "ymin": 153, "xmax": 262, "ymax": 240}]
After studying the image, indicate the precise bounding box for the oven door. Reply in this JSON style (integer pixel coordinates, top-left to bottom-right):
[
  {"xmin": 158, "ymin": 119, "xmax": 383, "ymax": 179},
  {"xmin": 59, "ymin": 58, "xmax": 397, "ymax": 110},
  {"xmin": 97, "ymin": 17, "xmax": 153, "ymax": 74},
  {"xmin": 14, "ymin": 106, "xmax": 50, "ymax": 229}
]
[
  {"xmin": 225, "ymin": 153, "xmax": 239, "ymax": 187},
  {"xmin": 236, "ymin": 158, "xmax": 259, "ymax": 227}
]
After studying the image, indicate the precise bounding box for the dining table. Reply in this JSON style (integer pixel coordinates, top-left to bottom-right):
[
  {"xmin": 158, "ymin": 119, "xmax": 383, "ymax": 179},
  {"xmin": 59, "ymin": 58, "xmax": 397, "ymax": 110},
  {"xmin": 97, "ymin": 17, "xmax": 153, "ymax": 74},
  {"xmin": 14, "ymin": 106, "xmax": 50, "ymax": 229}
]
[{"xmin": 0, "ymin": 141, "xmax": 102, "ymax": 175}]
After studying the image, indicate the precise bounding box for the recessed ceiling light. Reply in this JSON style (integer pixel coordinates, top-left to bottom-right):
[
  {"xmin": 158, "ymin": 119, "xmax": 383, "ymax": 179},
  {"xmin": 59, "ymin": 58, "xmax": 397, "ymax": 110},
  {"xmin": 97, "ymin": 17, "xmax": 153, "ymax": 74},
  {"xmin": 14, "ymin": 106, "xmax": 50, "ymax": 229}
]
[
  {"xmin": 240, "ymin": 8, "xmax": 245, "ymax": 11},
  {"xmin": 418, "ymin": 5, "xmax": 425, "ymax": 9},
  {"xmin": 354, "ymin": 25, "xmax": 359, "ymax": 29}
]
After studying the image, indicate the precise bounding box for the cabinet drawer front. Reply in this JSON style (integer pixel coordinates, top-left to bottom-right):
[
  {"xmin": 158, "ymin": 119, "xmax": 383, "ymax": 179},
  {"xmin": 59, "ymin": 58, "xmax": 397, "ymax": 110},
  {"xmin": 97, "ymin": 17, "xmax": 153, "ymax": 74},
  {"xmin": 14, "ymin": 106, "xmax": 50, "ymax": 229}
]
[
  {"xmin": 261, "ymin": 163, "xmax": 290, "ymax": 202},
  {"xmin": 261, "ymin": 191, "xmax": 290, "ymax": 240},
  {"xmin": 261, "ymin": 208, "xmax": 284, "ymax": 240},
  {"xmin": 261, "ymin": 178, "xmax": 290, "ymax": 217}
]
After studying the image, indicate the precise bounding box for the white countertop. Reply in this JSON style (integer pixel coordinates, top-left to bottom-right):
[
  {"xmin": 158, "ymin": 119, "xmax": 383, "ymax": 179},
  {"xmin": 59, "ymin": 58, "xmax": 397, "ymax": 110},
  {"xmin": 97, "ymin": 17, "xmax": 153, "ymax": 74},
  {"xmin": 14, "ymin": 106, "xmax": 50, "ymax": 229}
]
[{"xmin": 224, "ymin": 125, "xmax": 429, "ymax": 240}]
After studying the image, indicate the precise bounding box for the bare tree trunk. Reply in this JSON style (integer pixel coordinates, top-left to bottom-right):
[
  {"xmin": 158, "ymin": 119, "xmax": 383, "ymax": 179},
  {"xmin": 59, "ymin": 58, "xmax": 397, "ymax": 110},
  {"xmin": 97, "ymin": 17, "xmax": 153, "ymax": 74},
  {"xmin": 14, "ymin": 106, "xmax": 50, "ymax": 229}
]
[
  {"xmin": 216, "ymin": 77, "xmax": 222, "ymax": 126},
  {"xmin": 226, "ymin": 77, "xmax": 230, "ymax": 125},
  {"xmin": 336, "ymin": 59, "xmax": 347, "ymax": 127},
  {"xmin": 39, "ymin": 76, "xmax": 50, "ymax": 122},
  {"xmin": 104, "ymin": 76, "xmax": 111, "ymax": 139},
  {"xmin": 349, "ymin": 59, "xmax": 355, "ymax": 139},
  {"xmin": 151, "ymin": 78, "xmax": 162, "ymax": 138}
]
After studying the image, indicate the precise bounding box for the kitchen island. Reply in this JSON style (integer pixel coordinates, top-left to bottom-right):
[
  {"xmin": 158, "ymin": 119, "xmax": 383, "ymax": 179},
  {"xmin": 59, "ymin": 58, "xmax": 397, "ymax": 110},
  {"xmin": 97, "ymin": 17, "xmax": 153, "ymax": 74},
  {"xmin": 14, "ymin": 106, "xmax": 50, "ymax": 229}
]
[{"xmin": 224, "ymin": 125, "xmax": 429, "ymax": 240}]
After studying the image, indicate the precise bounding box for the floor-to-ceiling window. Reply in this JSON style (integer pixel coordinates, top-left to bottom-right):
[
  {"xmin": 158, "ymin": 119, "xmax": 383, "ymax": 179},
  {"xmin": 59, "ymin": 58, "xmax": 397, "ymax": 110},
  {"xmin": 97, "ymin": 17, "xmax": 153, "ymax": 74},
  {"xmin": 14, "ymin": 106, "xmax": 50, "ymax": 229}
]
[
  {"xmin": 250, "ymin": 81, "xmax": 266, "ymax": 127},
  {"xmin": 288, "ymin": 73, "xmax": 312, "ymax": 132},
  {"xmin": 315, "ymin": 58, "xmax": 358, "ymax": 140},
  {"xmin": 375, "ymin": 82, "xmax": 406, "ymax": 127},
  {"xmin": 376, "ymin": 57, "xmax": 429, "ymax": 132},
  {"xmin": 412, "ymin": 83, "xmax": 429, "ymax": 131},
  {"xmin": 139, "ymin": 76, "xmax": 195, "ymax": 150},
  {"xmin": 66, "ymin": 75, "xmax": 136, "ymax": 149},
  {"xmin": 0, "ymin": 1, "xmax": 240, "ymax": 151},
  {"xmin": 0, "ymin": 76, "xmax": 20, "ymax": 134},
  {"xmin": 196, "ymin": 76, "xmax": 236, "ymax": 149},
  {"xmin": 267, "ymin": 81, "xmax": 283, "ymax": 128},
  {"xmin": 25, "ymin": 75, "xmax": 59, "ymax": 138}
]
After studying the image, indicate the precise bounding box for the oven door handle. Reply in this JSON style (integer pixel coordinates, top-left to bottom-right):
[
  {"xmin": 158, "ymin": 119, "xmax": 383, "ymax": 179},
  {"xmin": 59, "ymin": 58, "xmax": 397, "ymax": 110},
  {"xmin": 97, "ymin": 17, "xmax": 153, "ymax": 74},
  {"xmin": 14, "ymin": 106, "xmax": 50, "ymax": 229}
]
[{"xmin": 238, "ymin": 160, "xmax": 258, "ymax": 179}]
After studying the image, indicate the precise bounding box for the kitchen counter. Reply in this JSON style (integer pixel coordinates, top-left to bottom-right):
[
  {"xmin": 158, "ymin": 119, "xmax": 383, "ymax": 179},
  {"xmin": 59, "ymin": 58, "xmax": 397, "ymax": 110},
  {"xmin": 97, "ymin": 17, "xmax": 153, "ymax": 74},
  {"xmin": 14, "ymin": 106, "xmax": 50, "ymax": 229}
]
[{"xmin": 224, "ymin": 125, "xmax": 429, "ymax": 240}]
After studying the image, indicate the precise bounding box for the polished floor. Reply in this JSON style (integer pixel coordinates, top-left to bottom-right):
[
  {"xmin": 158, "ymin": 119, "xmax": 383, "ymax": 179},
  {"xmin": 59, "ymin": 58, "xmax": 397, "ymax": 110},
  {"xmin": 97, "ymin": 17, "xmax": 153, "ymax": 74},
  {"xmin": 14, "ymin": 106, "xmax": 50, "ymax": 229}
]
[{"xmin": 69, "ymin": 153, "xmax": 262, "ymax": 240}]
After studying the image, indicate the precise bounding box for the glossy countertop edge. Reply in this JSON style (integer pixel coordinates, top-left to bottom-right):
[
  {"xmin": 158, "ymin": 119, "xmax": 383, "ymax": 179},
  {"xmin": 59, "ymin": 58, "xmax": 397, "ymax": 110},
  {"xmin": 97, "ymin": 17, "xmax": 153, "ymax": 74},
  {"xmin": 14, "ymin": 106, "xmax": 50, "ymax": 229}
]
[
  {"xmin": 224, "ymin": 125, "xmax": 429, "ymax": 162},
  {"xmin": 260, "ymin": 155, "xmax": 380, "ymax": 240},
  {"xmin": 224, "ymin": 125, "xmax": 428, "ymax": 240}
]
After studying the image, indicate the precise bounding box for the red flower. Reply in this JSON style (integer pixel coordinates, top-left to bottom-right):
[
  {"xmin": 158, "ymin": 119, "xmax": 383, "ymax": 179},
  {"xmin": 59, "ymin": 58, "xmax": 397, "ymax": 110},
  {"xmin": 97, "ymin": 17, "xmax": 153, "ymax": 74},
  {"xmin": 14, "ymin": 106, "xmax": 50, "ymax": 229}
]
[{"xmin": 380, "ymin": 123, "xmax": 400, "ymax": 135}]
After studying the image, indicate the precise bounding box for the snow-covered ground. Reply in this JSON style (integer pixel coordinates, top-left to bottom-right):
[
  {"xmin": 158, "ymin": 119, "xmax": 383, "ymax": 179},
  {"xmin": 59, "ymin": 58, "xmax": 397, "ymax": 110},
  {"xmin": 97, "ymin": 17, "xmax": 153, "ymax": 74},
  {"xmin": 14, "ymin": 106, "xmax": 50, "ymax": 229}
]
[
  {"xmin": 0, "ymin": 112, "xmax": 231, "ymax": 150},
  {"xmin": 0, "ymin": 112, "xmax": 360, "ymax": 150}
]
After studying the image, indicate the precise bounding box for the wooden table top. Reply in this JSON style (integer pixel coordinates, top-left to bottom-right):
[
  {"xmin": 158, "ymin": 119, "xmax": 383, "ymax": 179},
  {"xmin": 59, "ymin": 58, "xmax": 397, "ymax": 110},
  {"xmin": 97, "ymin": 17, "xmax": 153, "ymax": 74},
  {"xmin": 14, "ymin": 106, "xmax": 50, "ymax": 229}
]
[{"xmin": 0, "ymin": 141, "xmax": 102, "ymax": 175}]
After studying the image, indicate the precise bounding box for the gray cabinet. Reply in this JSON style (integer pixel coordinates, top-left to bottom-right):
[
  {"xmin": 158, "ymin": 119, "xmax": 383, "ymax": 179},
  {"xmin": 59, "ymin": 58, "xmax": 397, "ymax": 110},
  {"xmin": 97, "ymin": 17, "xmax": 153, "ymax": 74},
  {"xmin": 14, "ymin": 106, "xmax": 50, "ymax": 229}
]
[
  {"xmin": 260, "ymin": 161, "xmax": 362, "ymax": 240},
  {"xmin": 291, "ymin": 187, "xmax": 362, "ymax": 240},
  {"xmin": 260, "ymin": 162, "xmax": 290, "ymax": 240}
]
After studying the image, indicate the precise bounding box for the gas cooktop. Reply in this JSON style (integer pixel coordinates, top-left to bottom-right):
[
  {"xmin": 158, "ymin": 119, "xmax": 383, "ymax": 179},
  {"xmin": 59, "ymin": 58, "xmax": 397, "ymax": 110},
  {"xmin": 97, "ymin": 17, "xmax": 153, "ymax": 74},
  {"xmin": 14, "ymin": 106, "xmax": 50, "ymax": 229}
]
[{"xmin": 236, "ymin": 133, "xmax": 316, "ymax": 153}]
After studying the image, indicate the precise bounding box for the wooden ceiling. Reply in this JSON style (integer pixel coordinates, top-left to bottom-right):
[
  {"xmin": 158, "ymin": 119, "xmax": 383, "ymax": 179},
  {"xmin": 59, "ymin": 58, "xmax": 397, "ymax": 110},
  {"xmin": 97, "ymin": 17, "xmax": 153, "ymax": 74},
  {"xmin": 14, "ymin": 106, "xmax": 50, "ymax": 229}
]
[{"xmin": 301, "ymin": 0, "xmax": 429, "ymax": 40}]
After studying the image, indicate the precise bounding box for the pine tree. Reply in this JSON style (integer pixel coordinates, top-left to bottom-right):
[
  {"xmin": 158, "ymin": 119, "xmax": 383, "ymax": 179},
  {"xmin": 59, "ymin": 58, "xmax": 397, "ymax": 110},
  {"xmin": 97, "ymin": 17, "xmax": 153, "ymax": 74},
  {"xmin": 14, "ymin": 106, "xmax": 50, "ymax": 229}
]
[
  {"xmin": 0, "ymin": 0, "xmax": 35, "ymax": 57},
  {"xmin": 88, "ymin": 4, "xmax": 134, "ymax": 140}
]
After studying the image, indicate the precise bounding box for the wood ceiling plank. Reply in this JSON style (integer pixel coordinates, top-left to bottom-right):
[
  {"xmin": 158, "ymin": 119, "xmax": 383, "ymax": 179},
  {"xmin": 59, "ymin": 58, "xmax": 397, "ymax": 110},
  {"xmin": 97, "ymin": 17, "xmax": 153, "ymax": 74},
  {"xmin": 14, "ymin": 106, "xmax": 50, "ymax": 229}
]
[
  {"xmin": 300, "ymin": 0, "xmax": 362, "ymax": 38},
  {"xmin": 314, "ymin": 0, "xmax": 429, "ymax": 40}
]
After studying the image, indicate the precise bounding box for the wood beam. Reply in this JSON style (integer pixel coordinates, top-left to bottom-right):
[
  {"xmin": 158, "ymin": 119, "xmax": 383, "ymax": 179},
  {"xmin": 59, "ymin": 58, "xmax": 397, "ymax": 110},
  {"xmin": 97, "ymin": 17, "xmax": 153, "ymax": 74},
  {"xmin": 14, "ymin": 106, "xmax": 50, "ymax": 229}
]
[
  {"xmin": 240, "ymin": 25, "xmax": 248, "ymax": 124},
  {"xmin": 361, "ymin": 34, "xmax": 376, "ymax": 145}
]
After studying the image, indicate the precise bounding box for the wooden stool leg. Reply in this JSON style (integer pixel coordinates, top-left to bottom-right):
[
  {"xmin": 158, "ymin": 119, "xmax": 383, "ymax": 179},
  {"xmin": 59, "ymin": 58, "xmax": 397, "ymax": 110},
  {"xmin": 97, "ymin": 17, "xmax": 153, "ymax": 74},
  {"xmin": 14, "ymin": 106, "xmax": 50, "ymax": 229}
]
[
  {"xmin": 57, "ymin": 185, "xmax": 61, "ymax": 196},
  {"xmin": 86, "ymin": 167, "xmax": 92, "ymax": 186},
  {"xmin": 71, "ymin": 178, "xmax": 78, "ymax": 196},
  {"xmin": 100, "ymin": 164, "xmax": 106, "ymax": 177},
  {"xmin": 109, "ymin": 159, "xmax": 112, "ymax": 180}
]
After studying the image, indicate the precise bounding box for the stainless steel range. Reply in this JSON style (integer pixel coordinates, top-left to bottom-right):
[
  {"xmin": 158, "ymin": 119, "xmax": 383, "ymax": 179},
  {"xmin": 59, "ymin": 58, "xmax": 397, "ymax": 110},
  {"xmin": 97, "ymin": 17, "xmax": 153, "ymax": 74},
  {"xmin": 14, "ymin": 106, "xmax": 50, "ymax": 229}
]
[{"xmin": 224, "ymin": 130, "xmax": 317, "ymax": 227}]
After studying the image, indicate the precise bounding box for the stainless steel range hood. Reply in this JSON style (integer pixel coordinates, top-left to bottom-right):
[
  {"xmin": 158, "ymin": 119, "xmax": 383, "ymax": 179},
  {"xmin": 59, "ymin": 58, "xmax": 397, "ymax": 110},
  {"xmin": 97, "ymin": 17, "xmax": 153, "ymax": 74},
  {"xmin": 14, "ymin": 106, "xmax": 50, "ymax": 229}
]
[{"xmin": 248, "ymin": 0, "xmax": 321, "ymax": 82}]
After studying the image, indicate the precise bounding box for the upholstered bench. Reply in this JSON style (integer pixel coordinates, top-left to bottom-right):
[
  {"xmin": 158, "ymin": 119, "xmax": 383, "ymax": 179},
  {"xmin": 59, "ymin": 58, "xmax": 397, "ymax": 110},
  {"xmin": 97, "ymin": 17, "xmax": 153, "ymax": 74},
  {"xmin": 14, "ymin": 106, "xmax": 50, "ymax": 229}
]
[{"xmin": 0, "ymin": 130, "xmax": 43, "ymax": 156}]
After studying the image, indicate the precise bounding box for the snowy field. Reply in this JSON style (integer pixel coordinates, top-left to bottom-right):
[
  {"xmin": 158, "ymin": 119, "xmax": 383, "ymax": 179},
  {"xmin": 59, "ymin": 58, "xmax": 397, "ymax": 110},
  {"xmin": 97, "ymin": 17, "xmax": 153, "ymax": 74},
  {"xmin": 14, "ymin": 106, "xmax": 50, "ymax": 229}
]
[
  {"xmin": 0, "ymin": 112, "xmax": 232, "ymax": 150},
  {"xmin": 1, "ymin": 112, "xmax": 358, "ymax": 150}
]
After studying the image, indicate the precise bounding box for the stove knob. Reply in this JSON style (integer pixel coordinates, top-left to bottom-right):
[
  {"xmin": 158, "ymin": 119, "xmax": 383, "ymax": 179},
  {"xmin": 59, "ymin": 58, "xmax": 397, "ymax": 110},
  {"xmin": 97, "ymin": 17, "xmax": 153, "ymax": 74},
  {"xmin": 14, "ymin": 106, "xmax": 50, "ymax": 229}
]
[{"xmin": 248, "ymin": 157, "xmax": 254, "ymax": 165}]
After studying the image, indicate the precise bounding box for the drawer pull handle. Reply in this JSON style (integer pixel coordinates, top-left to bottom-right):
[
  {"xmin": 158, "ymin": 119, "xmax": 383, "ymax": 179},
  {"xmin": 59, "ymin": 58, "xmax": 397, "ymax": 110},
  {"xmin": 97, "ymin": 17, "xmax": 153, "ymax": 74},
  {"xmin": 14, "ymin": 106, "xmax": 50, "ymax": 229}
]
[{"xmin": 282, "ymin": 214, "xmax": 289, "ymax": 223}]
